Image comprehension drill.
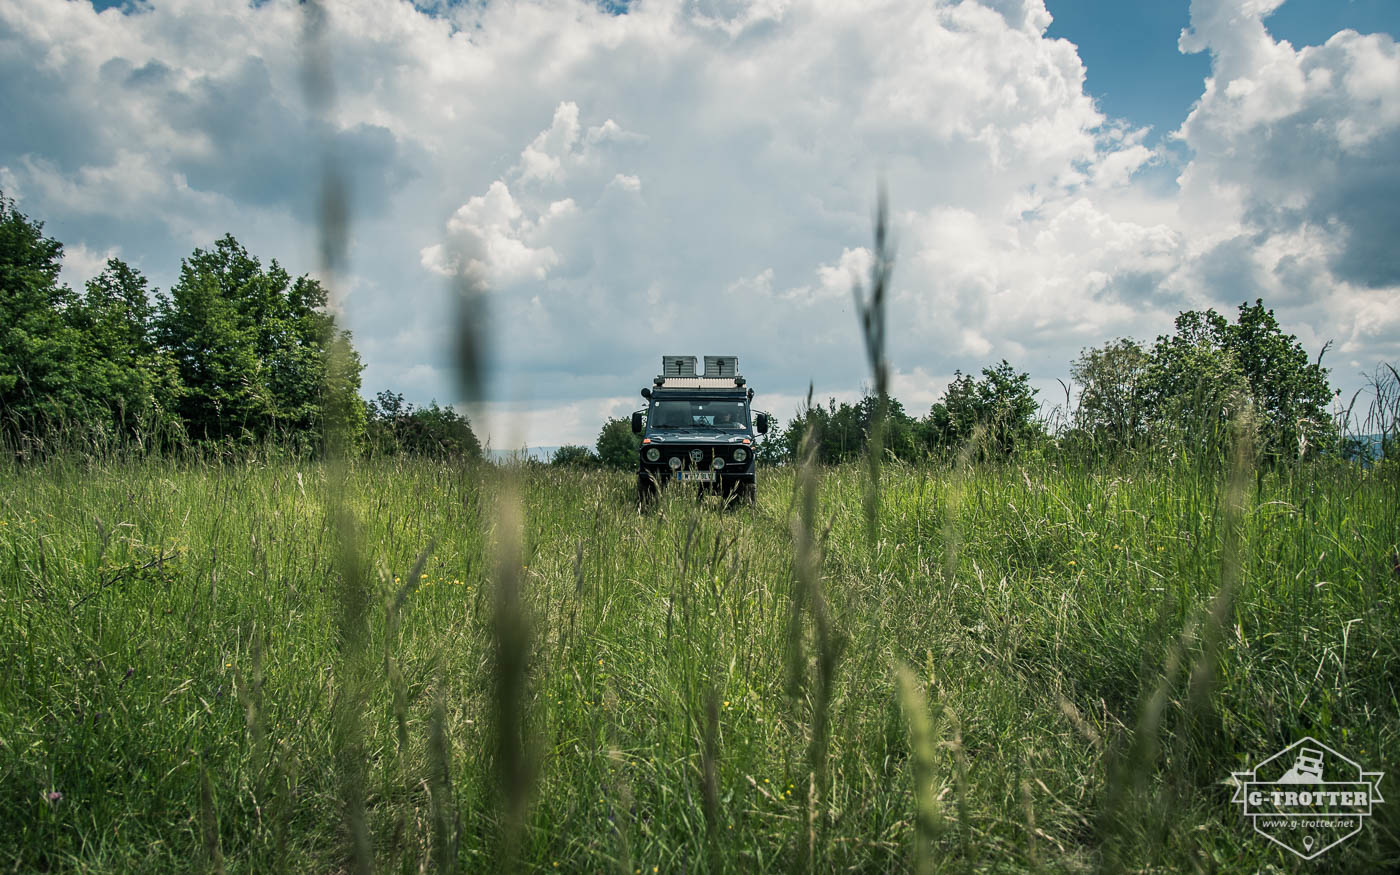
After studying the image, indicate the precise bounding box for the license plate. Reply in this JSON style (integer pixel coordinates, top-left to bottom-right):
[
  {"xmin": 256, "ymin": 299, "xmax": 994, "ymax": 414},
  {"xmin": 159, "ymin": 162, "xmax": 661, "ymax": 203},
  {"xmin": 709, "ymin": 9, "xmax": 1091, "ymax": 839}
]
[{"xmin": 676, "ymin": 471, "xmax": 715, "ymax": 482}]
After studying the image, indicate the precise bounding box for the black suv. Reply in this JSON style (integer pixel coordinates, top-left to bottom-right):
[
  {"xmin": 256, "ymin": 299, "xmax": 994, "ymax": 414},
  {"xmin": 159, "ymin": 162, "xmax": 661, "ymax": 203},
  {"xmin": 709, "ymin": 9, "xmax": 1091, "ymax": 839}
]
[{"xmin": 632, "ymin": 355, "xmax": 768, "ymax": 504}]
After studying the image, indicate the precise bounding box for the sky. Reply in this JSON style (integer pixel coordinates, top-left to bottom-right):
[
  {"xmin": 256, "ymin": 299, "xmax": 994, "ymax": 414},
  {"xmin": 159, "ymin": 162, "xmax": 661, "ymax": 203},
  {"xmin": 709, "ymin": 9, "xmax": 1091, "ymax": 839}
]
[{"xmin": 2, "ymin": 0, "xmax": 1397, "ymax": 448}]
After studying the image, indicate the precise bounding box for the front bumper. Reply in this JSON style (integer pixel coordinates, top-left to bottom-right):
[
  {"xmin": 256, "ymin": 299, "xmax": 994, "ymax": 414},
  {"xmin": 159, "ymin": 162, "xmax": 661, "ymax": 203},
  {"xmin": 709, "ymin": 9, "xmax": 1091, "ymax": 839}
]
[
  {"xmin": 638, "ymin": 468, "xmax": 755, "ymax": 487},
  {"xmin": 638, "ymin": 440, "xmax": 755, "ymax": 495}
]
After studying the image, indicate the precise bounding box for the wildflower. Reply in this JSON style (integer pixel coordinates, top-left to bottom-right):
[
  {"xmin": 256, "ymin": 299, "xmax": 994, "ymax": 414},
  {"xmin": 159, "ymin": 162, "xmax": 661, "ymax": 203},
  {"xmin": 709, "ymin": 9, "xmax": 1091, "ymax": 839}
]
[
  {"xmin": 1112, "ymin": 544, "xmax": 1120, "ymax": 550},
  {"xmin": 45, "ymin": 790, "xmax": 62, "ymax": 803},
  {"xmin": 1068, "ymin": 560, "xmax": 1076, "ymax": 566},
  {"xmin": 723, "ymin": 700, "xmax": 730, "ymax": 708}
]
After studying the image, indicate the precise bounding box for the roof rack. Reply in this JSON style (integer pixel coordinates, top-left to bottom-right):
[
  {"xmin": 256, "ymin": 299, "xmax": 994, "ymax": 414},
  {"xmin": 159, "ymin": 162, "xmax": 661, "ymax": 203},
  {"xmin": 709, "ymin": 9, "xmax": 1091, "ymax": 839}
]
[{"xmin": 654, "ymin": 355, "xmax": 746, "ymax": 388}]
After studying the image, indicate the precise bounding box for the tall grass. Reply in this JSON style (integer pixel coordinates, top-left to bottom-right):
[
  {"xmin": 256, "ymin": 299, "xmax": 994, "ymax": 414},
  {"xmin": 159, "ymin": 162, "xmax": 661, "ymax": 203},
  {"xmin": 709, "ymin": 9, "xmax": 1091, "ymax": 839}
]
[
  {"xmin": 3, "ymin": 4, "xmax": 1395, "ymax": 865},
  {"xmin": 1, "ymin": 427, "xmax": 1396, "ymax": 870}
]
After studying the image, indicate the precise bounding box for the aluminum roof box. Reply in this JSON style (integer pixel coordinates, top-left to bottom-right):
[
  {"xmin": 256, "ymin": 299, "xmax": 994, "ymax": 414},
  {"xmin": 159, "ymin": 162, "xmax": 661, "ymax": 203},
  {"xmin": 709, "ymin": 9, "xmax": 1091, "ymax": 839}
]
[
  {"xmin": 656, "ymin": 355, "xmax": 745, "ymax": 388},
  {"xmin": 662, "ymin": 355, "xmax": 698, "ymax": 378},
  {"xmin": 703, "ymin": 355, "xmax": 738, "ymax": 378}
]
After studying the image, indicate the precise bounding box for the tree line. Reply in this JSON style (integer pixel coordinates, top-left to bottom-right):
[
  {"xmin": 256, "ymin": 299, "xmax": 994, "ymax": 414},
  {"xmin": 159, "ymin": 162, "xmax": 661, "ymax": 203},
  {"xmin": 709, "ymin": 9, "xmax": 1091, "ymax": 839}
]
[
  {"xmin": 1, "ymin": 192, "xmax": 478, "ymax": 459},
  {"xmin": 766, "ymin": 301, "xmax": 1340, "ymax": 467},
  {"xmin": 4, "ymin": 191, "xmax": 1364, "ymax": 467},
  {"xmin": 556, "ymin": 302, "xmax": 1348, "ymax": 469}
]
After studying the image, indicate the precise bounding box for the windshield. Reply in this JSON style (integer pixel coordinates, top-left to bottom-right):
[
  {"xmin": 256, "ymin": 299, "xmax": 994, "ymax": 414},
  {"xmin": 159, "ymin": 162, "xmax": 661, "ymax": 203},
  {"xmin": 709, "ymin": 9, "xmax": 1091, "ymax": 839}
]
[{"xmin": 650, "ymin": 399, "xmax": 749, "ymax": 431}]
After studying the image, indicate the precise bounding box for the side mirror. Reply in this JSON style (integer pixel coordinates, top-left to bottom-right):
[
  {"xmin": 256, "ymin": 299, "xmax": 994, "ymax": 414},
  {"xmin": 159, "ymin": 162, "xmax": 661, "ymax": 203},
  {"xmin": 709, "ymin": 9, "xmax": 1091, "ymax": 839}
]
[
  {"xmin": 631, "ymin": 411, "xmax": 644, "ymax": 434},
  {"xmin": 755, "ymin": 413, "xmax": 769, "ymax": 435}
]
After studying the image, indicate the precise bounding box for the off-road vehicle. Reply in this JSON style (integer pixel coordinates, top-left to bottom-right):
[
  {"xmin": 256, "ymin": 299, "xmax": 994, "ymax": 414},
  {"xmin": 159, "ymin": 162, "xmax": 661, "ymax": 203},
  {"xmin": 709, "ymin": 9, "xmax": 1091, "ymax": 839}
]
[{"xmin": 632, "ymin": 355, "xmax": 768, "ymax": 504}]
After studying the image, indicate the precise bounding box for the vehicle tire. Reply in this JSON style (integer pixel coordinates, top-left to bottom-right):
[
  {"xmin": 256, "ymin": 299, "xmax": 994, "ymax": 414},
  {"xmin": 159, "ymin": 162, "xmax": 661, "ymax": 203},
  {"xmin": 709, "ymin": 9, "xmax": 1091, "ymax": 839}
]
[
  {"xmin": 726, "ymin": 481, "xmax": 755, "ymax": 506},
  {"xmin": 636, "ymin": 474, "xmax": 659, "ymax": 509}
]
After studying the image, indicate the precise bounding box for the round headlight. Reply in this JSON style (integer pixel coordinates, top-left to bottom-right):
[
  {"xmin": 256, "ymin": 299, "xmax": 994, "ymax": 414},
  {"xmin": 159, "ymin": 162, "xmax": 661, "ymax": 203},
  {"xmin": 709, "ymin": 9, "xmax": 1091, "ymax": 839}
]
[
  {"xmin": 668, "ymin": 456, "xmax": 682, "ymax": 470},
  {"xmin": 712, "ymin": 457, "xmax": 725, "ymax": 470},
  {"xmin": 732, "ymin": 447, "xmax": 748, "ymax": 463},
  {"xmin": 645, "ymin": 447, "xmax": 661, "ymax": 462}
]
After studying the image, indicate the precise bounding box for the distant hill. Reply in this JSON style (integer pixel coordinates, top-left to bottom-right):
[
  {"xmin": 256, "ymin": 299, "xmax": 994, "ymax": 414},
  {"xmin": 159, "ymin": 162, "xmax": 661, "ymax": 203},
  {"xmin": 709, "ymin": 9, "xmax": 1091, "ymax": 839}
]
[
  {"xmin": 484, "ymin": 446, "xmax": 559, "ymax": 465},
  {"xmin": 1344, "ymin": 433, "xmax": 1390, "ymax": 464}
]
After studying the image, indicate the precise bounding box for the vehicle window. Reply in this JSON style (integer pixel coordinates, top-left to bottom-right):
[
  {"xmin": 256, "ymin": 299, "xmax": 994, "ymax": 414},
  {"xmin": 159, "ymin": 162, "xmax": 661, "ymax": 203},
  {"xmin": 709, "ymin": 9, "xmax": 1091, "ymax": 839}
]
[{"xmin": 650, "ymin": 400, "xmax": 748, "ymax": 429}]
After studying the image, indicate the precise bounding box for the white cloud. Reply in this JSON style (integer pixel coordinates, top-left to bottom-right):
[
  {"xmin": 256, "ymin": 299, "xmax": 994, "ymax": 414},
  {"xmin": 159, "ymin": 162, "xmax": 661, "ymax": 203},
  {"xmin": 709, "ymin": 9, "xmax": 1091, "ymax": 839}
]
[
  {"xmin": 517, "ymin": 101, "xmax": 581, "ymax": 183},
  {"xmin": 1, "ymin": 0, "xmax": 1396, "ymax": 446},
  {"xmin": 58, "ymin": 241, "xmax": 120, "ymax": 292},
  {"xmin": 609, "ymin": 173, "xmax": 642, "ymax": 193},
  {"xmin": 1175, "ymin": 0, "xmax": 1400, "ymax": 292},
  {"xmin": 421, "ymin": 181, "xmax": 559, "ymax": 285}
]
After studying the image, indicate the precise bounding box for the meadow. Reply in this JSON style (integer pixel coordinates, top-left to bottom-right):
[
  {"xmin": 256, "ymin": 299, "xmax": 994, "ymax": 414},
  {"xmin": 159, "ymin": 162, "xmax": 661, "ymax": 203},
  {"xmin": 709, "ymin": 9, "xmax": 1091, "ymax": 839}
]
[{"xmin": 1, "ymin": 443, "xmax": 1396, "ymax": 872}]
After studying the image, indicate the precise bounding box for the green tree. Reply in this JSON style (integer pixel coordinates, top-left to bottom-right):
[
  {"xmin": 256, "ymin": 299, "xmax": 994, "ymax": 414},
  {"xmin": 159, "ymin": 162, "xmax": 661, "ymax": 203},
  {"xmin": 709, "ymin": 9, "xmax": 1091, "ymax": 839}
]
[
  {"xmin": 921, "ymin": 371, "xmax": 977, "ymax": 451},
  {"xmin": 551, "ymin": 444, "xmax": 599, "ymax": 467},
  {"xmin": 777, "ymin": 392, "xmax": 918, "ymax": 465},
  {"xmin": 364, "ymin": 391, "xmax": 480, "ymax": 459},
  {"xmin": 66, "ymin": 258, "xmax": 182, "ymax": 435},
  {"xmin": 156, "ymin": 237, "xmax": 275, "ymax": 441},
  {"xmin": 922, "ymin": 361, "xmax": 1043, "ymax": 458},
  {"xmin": 1141, "ymin": 300, "xmax": 1336, "ymax": 459},
  {"xmin": 156, "ymin": 235, "xmax": 363, "ymax": 449},
  {"xmin": 398, "ymin": 402, "xmax": 481, "ymax": 459},
  {"xmin": 1070, "ymin": 338, "xmax": 1149, "ymax": 451},
  {"xmin": 321, "ymin": 331, "xmax": 367, "ymax": 455},
  {"xmin": 753, "ymin": 412, "xmax": 788, "ymax": 466},
  {"xmin": 1140, "ymin": 308, "xmax": 1248, "ymax": 445},
  {"xmin": 857, "ymin": 393, "xmax": 919, "ymax": 461},
  {"xmin": 596, "ymin": 417, "xmax": 640, "ymax": 470},
  {"xmin": 0, "ymin": 192, "xmax": 86, "ymax": 434},
  {"xmin": 1227, "ymin": 299, "xmax": 1337, "ymax": 458}
]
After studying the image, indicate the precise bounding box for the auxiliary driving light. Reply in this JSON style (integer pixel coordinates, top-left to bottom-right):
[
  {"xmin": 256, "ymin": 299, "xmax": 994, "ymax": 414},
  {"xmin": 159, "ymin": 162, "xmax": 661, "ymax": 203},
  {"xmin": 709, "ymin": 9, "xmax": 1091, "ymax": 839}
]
[
  {"xmin": 646, "ymin": 447, "xmax": 661, "ymax": 462},
  {"xmin": 712, "ymin": 458, "xmax": 725, "ymax": 470},
  {"xmin": 668, "ymin": 456, "xmax": 682, "ymax": 470}
]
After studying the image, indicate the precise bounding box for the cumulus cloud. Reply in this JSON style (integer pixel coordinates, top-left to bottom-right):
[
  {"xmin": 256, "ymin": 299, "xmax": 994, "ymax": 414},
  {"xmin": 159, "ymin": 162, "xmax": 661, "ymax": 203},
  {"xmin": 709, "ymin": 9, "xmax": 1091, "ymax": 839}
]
[
  {"xmin": 420, "ymin": 181, "xmax": 562, "ymax": 286},
  {"xmin": 58, "ymin": 241, "xmax": 121, "ymax": 292},
  {"xmin": 1177, "ymin": 0, "xmax": 1400, "ymax": 290},
  {"xmin": 1, "ymin": 0, "xmax": 1396, "ymax": 446}
]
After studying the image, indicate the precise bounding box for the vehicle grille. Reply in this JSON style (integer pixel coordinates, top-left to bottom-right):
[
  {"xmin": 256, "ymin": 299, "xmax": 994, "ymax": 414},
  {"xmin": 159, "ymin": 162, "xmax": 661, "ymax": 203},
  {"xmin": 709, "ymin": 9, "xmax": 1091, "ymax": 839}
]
[{"xmin": 654, "ymin": 445, "xmax": 748, "ymax": 468}]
